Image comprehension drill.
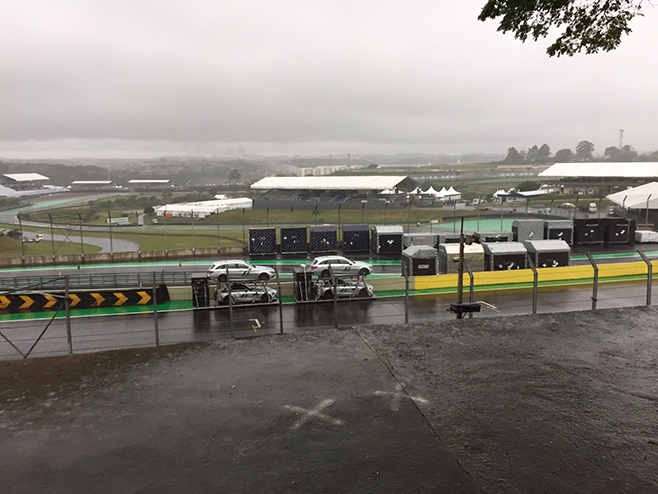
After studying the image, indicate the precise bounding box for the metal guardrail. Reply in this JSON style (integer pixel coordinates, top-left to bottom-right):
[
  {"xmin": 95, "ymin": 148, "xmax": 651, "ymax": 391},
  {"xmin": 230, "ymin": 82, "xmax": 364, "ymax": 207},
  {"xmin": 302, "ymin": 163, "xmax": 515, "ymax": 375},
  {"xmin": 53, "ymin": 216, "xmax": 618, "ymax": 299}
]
[{"xmin": 0, "ymin": 271, "xmax": 196, "ymax": 291}]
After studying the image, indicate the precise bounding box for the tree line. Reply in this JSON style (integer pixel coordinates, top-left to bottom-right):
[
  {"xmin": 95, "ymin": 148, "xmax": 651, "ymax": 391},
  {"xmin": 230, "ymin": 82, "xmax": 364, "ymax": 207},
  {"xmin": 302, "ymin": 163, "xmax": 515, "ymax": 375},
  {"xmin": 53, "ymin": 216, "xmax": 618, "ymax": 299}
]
[{"xmin": 502, "ymin": 141, "xmax": 658, "ymax": 164}]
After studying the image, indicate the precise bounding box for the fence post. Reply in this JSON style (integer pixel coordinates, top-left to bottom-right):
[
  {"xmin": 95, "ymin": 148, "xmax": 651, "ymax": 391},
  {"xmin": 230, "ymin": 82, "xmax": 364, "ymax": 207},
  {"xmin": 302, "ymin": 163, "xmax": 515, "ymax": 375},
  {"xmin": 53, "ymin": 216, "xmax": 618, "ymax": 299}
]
[
  {"xmin": 65, "ymin": 275, "xmax": 72, "ymax": 354},
  {"xmin": 464, "ymin": 259, "xmax": 475, "ymax": 319},
  {"xmin": 404, "ymin": 263, "xmax": 409, "ymax": 324},
  {"xmin": 153, "ymin": 271, "xmax": 159, "ymax": 346},
  {"xmin": 526, "ymin": 253, "xmax": 538, "ymax": 314},
  {"xmin": 586, "ymin": 253, "xmax": 598, "ymax": 310},
  {"xmin": 275, "ymin": 266, "xmax": 284, "ymax": 334},
  {"xmin": 227, "ymin": 267, "xmax": 234, "ymax": 338},
  {"xmin": 329, "ymin": 265, "xmax": 338, "ymax": 329},
  {"xmin": 638, "ymin": 250, "xmax": 653, "ymax": 306}
]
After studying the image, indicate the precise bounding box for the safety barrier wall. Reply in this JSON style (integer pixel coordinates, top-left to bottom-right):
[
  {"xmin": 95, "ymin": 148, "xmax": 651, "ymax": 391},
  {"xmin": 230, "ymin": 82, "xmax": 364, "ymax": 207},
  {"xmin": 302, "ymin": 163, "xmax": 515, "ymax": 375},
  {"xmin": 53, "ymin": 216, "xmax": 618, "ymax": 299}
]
[
  {"xmin": 413, "ymin": 260, "xmax": 658, "ymax": 292},
  {"xmin": 0, "ymin": 246, "xmax": 247, "ymax": 268},
  {"xmin": 0, "ymin": 286, "xmax": 169, "ymax": 313}
]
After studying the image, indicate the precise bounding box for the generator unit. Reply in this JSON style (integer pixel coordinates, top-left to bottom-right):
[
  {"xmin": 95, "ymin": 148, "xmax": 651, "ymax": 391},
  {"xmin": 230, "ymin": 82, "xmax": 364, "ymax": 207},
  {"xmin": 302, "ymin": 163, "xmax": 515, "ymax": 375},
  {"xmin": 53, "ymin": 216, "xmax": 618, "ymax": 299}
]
[
  {"xmin": 604, "ymin": 218, "xmax": 636, "ymax": 245},
  {"xmin": 292, "ymin": 266, "xmax": 315, "ymax": 302},
  {"xmin": 342, "ymin": 224, "xmax": 370, "ymax": 252},
  {"xmin": 482, "ymin": 242, "xmax": 528, "ymax": 271},
  {"xmin": 248, "ymin": 227, "xmax": 277, "ymax": 256},
  {"xmin": 280, "ymin": 227, "xmax": 308, "ymax": 254},
  {"xmin": 438, "ymin": 243, "xmax": 485, "ymax": 274},
  {"xmin": 524, "ymin": 240, "xmax": 571, "ymax": 268},
  {"xmin": 473, "ymin": 231, "xmax": 513, "ymax": 243},
  {"xmin": 371, "ymin": 225, "xmax": 404, "ymax": 254},
  {"xmin": 401, "ymin": 245, "xmax": 438, "ymax": 276},
  {"xmin": 512, "ymin": 219, "xmax": 545, "ymax": 242},
  {"xmin": 191, "ymin": 274, "xmax": 210, "ymax": 308},
  {"xmin": 309, "ymin": 225, "xmax": 338, "ymax": 253},
  {"xmin": 403, "ymin": 233, "xmax": 438, "ymax": 248},
  {"xmin": 544, "ymin": 220, "xmax": 574, "ymax": 244},
  {"xmin": 437, "ymin": 233, "xmax": 461, "ymax": 244},
  {"xmin": 573, "ymin": 219, "xmax": 605, "ymax": 246}
]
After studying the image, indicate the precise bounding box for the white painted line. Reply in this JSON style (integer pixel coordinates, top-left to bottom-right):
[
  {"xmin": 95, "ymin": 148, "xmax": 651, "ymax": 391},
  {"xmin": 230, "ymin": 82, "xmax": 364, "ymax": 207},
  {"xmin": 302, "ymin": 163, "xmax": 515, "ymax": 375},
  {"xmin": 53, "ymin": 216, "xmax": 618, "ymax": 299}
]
[
  {"xmin": 374, "ymin": 383, "xmax": 428, "ymax": 411},
  {"xmin": 284, "ymin": 398, "xmax": 344, "ymax": 430}
]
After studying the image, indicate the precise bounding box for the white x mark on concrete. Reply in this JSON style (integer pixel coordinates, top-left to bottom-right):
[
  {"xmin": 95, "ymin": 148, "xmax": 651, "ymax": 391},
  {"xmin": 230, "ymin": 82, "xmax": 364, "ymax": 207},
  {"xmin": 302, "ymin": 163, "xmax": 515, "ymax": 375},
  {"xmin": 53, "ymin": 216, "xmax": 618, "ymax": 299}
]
[
  {"xmin": 284, "ymin": 398, "xmax": 344, "ymax": 430},
  {"xmin": 374, "ymin": 383, "xmax": 428, "ymax": 411}
]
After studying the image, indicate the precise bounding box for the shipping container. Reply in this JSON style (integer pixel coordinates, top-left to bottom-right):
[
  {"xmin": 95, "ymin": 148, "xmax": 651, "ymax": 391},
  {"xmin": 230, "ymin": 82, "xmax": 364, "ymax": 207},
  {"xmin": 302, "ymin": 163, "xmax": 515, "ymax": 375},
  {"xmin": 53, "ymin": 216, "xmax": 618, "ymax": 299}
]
[
  {"xmin": 482, "ymin": 242, "xmax": 527, "ymax": 271},
  {"xmin": 280, "ymin": 227, "xmax": 308, "ymax": 254},
  {"xmin": 401, "ymin": 245, "xmax": 438, "ymax": 276},
  {"xmin": 342, "ymin": 224, "xmax": 370, "ymax": 252},
  {"xmin": 248, "ymin": 227, "xmax": 277, "ymax": 256},
  {"xmin": 371, "ymin": 225, "xmax": 404, "ymax": 254}
]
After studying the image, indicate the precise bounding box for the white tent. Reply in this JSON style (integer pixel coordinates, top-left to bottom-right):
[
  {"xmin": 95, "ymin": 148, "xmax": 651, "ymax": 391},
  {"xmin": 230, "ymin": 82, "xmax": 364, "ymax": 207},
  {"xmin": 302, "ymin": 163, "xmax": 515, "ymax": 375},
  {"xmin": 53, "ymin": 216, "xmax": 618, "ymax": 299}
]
[
  {"xmin": 444, "ymin": 186, "xmax": 462, "ymax": 200},
  {"xmin": 607, "ymin": 182, "xmax": 658, "ymax": 209},
  {"xmin": 410, "ymin": 187, "xmax": 423, "ymax": 195},
  {"xmin": 423, "ymin": 186, "xmax": 440, "ymax": 197}
]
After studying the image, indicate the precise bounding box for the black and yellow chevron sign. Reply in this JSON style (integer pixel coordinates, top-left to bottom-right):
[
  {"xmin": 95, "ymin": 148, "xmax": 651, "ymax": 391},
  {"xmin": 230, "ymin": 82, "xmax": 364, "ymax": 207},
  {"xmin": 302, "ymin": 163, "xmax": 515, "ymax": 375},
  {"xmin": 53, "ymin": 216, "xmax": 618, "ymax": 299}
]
[{"xmin": 0, "ymin": 287, "xmax": 169, "ymax": 313}]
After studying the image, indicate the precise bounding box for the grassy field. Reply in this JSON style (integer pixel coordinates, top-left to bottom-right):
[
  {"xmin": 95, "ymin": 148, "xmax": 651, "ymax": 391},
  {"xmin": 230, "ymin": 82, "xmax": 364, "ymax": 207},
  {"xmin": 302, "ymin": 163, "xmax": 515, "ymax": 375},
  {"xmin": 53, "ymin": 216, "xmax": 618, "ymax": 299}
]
[{"xmin": 0, "ymin": 236, "xmax": 102, "ymax": 258}]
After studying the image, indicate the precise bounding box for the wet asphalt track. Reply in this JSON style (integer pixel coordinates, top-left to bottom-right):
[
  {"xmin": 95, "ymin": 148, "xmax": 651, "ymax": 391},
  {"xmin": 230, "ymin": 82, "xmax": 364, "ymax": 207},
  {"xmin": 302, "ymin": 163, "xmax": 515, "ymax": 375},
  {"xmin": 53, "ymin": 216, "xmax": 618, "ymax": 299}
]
[{"xmin": 0, "ymin": 281, "xmax": 653, "ymax": 360}]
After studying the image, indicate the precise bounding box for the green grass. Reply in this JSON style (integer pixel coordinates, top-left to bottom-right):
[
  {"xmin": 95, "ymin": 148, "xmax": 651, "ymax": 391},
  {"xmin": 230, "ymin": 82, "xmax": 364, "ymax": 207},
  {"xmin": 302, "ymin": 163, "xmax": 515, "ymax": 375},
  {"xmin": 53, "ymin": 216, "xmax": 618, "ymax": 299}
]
[{"xmin": 0, "ymin": 236, "xmax": 102, "ymax": 257}]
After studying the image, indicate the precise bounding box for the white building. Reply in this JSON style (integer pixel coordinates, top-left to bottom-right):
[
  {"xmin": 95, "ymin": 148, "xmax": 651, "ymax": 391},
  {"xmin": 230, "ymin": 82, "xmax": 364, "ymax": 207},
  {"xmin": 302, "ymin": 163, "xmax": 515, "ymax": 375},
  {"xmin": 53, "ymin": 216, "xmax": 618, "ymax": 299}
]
[{"xmin": 154, "ymin": 197, "xmax": 253, "ymax": 219}]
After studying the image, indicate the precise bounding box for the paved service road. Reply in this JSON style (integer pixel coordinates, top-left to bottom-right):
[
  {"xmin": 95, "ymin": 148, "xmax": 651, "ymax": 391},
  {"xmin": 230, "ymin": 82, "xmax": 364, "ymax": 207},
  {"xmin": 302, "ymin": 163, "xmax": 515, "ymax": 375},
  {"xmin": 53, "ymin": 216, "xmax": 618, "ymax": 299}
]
[{"xmin": 0, "ymin": 281, "xmax": 652, "ymax": 360}]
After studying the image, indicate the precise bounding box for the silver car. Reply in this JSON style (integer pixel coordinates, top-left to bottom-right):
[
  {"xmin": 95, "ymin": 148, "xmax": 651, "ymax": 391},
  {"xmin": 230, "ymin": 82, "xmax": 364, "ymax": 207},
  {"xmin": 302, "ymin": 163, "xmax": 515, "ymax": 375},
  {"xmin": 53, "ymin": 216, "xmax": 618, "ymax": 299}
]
[
  {"xmin": 214, "ymin": 283, "xmax": 278, "ymax": 305},
  {"xmin": 317, "ymin": 279, "xmax": 374, "ymax": 300},
  {"xmin": 207, "ymin": 260, "xmax": 276, "ymax": 282},
  {"xmin": 309, "ymin": 255, "xmax": 373, "ymax": 278}
]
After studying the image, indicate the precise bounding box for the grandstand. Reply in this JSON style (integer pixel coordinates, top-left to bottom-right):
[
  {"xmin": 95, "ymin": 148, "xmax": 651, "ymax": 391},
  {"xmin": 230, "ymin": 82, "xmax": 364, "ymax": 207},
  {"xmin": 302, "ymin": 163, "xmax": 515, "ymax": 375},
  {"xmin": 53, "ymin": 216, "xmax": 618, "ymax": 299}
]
[{"xmin": 250, "ymin": 176, "xmax": 417, "ymax": 210}]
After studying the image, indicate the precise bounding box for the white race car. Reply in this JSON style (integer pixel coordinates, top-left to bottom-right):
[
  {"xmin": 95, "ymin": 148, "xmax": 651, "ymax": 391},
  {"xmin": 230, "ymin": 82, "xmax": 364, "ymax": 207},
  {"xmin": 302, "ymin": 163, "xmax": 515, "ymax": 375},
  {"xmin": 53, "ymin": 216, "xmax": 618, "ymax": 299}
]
[
  {"xmin": 207, "ymin": 260, "xmax": 275, "ymax": 282},
  {"xmin": 308, "ymin": 255, "xmax": 373, "ymax": 278},
  {"xmin": 214, "ymin": 283, "xmax": 278, "ymax": 305}
]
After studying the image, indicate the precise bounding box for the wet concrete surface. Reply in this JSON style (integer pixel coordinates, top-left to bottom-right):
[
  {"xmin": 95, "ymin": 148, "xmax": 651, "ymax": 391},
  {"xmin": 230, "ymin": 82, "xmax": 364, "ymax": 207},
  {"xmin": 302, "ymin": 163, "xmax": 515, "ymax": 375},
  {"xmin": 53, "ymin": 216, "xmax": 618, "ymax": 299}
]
[{"xmin": 2, "ymin": 306, "xmax": 658, "ymax": 493}]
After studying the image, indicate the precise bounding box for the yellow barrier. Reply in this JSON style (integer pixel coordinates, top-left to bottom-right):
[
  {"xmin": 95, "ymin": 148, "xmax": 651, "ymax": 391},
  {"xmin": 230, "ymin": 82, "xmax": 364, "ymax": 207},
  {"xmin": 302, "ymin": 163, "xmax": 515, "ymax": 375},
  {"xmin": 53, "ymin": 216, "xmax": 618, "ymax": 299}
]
[{"xmin": 413, "ymin": 260, "xmax": 658, "ymax": 291}]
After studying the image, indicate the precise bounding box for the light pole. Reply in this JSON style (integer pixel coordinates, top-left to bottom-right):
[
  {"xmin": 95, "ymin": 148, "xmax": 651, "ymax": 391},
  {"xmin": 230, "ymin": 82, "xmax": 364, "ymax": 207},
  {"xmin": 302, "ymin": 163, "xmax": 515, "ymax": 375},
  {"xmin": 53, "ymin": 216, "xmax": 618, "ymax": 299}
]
[{"xmin": 430, "ymin": 199, "xmax": 435, "ymax": 234}]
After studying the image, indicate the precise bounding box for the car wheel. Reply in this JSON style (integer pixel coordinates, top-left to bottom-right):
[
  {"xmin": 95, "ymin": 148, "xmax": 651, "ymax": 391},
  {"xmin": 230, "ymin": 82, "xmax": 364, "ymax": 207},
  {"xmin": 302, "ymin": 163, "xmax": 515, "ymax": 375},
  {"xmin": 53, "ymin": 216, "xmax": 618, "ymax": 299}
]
[
  {"xmin": 357, "ymin": 288, "xmax": 368, "ymax": 298},
  {"xmin": 260, "ymin": 293, "xmax": 269, "ymax": 303},
  {"xmin": 322, "ymin": 289, "xmax": 334, "ymax": 300},
  {"xmin": 222, "ymin": 296, "xmax": 231, "ymax": 305},
  {"xmin": 358, "ymin": 268, "xmax": 369, "ymax": 277},
  {"xmin": 258, "ymin": 272, "xmax": 270, "ymax": 281},
  {"xmin": 321, "ymin": 269, "xmax": 330, "ymax": 278},
  {"xmin": 218, "ymin": 274, "xmax": 227, "ymax": 283}
]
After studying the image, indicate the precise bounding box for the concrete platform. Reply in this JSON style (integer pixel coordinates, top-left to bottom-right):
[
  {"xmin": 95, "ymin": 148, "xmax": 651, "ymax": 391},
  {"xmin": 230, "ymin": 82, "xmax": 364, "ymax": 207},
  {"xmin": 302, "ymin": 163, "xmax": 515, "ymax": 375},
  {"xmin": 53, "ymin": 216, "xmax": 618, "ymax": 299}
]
[{"xmin": 1, "ymin": 306, "xmax": 657, "ymax": 493}]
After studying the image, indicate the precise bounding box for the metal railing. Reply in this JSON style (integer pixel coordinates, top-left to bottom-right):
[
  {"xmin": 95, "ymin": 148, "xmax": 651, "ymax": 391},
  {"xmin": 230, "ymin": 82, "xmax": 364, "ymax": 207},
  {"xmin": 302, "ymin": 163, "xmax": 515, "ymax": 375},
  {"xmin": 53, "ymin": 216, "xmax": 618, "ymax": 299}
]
[{"xmin": 0, "ymin": 271, "xmax": 195, "ymax": 291}]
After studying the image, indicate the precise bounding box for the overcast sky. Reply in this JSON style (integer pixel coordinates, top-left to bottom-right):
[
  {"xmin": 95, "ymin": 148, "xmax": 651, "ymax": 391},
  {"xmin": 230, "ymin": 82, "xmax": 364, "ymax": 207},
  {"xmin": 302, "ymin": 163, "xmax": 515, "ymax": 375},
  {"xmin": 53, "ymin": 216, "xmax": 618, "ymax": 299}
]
[{"xmin": 1, "ymin": 1, "xmax": 656, "ymax": 159}]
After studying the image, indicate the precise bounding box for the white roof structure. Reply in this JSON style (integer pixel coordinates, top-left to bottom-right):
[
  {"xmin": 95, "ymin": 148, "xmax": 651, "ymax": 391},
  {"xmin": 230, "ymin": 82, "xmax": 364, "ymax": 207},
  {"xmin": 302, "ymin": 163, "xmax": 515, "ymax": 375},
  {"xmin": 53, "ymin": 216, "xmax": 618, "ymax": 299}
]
[
  {"xmin": 70, "ymin": 181, "xmax": 113, "ymax": 185},
  {"xmin": 423, "ymin": 186, "xmax": 440, "ymax": 196},
  {"xmin": 607, "ymin": 182, "xmax": 658, "ymax": 209},
  {"xmin": 3, "ymin": 173, "xmax": 49, "ymax": 182},
  {"xmin": 154, "ymin": 197, "xmax": 253, "ymax": 218},
  {"xmin": 251, "ymin": 176, "xmax": 415, "ymax": 191},
  {"xmin": 128, "ymin": 179, "xmax": 171, "ymax": 184},
  {"xmin": 410, "ymin": 187, "xmax": 423, "ymax": 194},
  {"xmin": 539, "ymin": 162, "xmax": 658, "ymax": 178}
]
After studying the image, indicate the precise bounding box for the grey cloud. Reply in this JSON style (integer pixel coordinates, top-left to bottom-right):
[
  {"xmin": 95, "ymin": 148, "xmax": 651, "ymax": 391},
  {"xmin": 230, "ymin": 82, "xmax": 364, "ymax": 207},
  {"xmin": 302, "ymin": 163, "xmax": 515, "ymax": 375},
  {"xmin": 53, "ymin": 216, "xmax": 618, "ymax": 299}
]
[{"xmin": 1, "ymin": 0, "xmax": 656, "ymax": 157}]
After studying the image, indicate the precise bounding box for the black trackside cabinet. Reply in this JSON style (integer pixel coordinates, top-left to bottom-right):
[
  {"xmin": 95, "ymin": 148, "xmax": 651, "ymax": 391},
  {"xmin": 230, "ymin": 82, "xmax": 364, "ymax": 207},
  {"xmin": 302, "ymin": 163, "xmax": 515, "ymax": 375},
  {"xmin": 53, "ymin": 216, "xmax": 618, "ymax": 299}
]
[
  {"xmin": 249, "ymin": 227, "xmax": 277, "ymax": 255},
  {"xmin": 473, "ymin": 231, "xmax": 513, "ymax": 243},
  {"xmin": 342, "ymin": 224, "xmax": 370, "ymax": 252},
  {"xmin": 309, "ymin": 225, "xmax": 337, "ymax": 253},
  {"xmin": 371, "ymin": 225, "xmax": 404, "ymax": 254},
  {"xmin": 512, "ymin": 219, "xmax": 545, "ymax": 242},
  {"xmin": 573, "ymin": 219, "xmax": 605, "ymax": 246},
  {"xmin": 524, "ymin": 240, "xmax": 571, "ymax": 268},
  {"xmin": 191, "ymin": 274, "xmax": 210, "ymax": 308},
  {"xmin": 292, "ymin": 267, "xmax": 315, "ymax": 302},
  {"xmin": 482, "ymin": 242, "xmax": 528, "ymax": 271},
  {"xmin": 544, "ymin": 220, "xmax": 574, "ymax": 245},
  {"xmin": 401, "ymin": 246, "xmax": 438, "ymax": 276},
  {"xmin": 604, "ymin": 218, "xmax": 636, "ymax": 245},
  {"xmin": 280, "ymin": 227, "xmax": 308, "ymax": 254}
]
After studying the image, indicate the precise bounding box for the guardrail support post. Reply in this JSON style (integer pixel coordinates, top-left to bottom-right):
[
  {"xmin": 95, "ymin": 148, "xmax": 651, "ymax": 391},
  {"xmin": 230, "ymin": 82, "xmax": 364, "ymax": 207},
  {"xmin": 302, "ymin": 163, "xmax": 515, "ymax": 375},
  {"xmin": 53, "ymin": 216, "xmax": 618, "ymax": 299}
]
[
  {"xmin": 638, "ymin": 250, "xmax": 653, "ymax": 306},
  {"xmin": 65, "ymin": 275, "xmax": 72, "ymax": 354},
  {"xmin": 403, "ymin": 263, "xmax": 409, "ymax": 324},
  {"xmin": 153, "ymin": 271, "xmax": 159, "ymax": 346},
  {"xmin": 526, "ymin": 254, "xmax": 538, "ymax": 315},
  {"xmin": 586, "ymin": 253, "xmax": 599, "ymax": 310},
  {"xmin": 227, "ymin": 268, "xmax": 234, "ymax": 338},
  {"xmin": 275, "ymin": 267, "xmax": 284, "ymax": 334},
  {"xmin": 464, "ymin": 260, "xmax": 475, "ymax": 319},
  {"xmin": 329, "ymin": 265, "xmax": 338, "ymax": 329}
]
